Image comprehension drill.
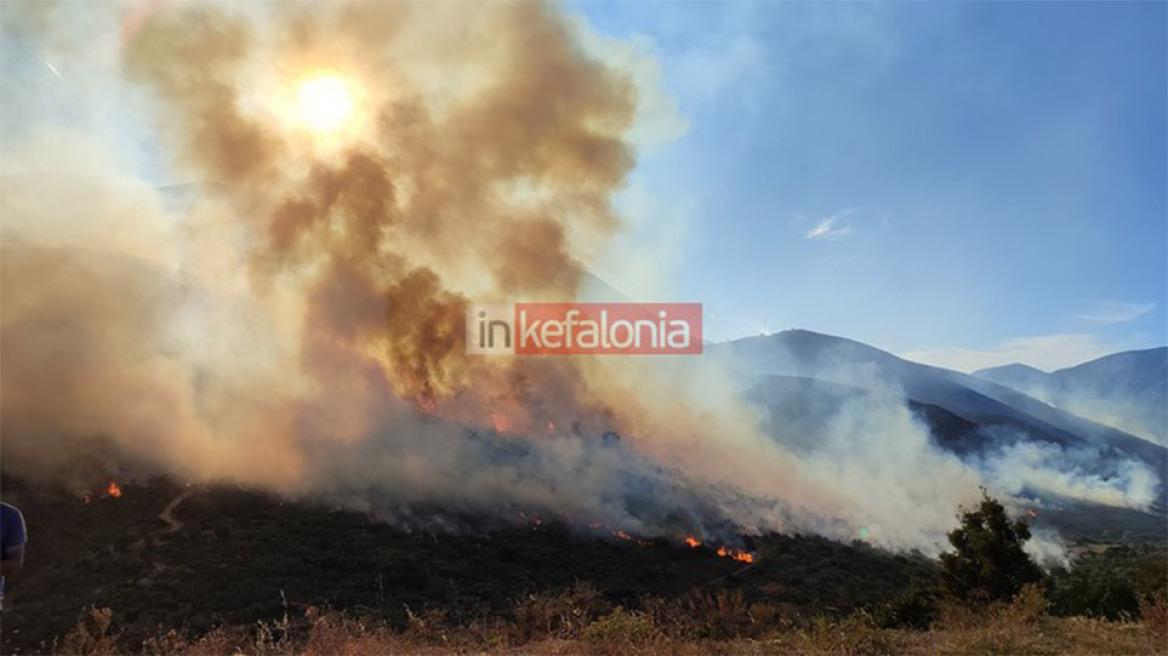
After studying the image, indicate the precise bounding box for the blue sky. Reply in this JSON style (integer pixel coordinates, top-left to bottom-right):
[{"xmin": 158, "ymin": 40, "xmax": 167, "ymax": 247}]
[{"xmin": 572, "ymin": 1, "xmax": 1166, "ymax": 371}]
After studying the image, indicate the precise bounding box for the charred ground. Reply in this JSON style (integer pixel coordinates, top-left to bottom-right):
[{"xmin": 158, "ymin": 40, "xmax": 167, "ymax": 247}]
[{"xmin": 0, "ymin": 474, "xmax": 940, "ymax": 654}]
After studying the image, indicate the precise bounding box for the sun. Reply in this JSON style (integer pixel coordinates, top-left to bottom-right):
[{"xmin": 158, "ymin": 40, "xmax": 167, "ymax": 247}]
[{"xmin": 296, "ymin": 75, "xmax": 355, "ymax": 133}]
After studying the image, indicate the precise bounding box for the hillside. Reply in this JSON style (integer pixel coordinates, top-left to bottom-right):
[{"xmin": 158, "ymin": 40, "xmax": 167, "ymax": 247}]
[
  {"xmin": 976, "ymin": 347, "xmax": 1168, "ymax": 446},
  {"xmin": 0, "ymin": 474, "xmax": 939, "ymax": 654},
  {"xmin": 4, "ymin": 473, "xmax": 1165, "ymax": 655}
]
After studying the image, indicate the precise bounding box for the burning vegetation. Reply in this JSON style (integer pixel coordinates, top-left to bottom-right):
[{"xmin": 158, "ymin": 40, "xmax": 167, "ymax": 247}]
[{"xmin": 684, "ymin": 536, "xmax": 755, "ymax": 564}]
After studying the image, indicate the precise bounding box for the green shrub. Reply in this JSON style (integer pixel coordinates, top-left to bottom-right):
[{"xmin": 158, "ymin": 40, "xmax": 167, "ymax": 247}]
[
  {"xmin": 868, "ymin": 580, "xmax": 941, "ymax": 629},
  {"xmin": 1047, "ymin": 546, "xmax": 1167, "ymax": 620},
  {"xmin": 939, "ymin": 490, "xmax": 1044, "ymax": 603}
]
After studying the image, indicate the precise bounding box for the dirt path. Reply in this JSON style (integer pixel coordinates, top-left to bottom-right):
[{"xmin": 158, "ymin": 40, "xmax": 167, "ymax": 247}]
[{"xmin": 159, "ymin": 488, "xmax": 194, "ymax": 533}]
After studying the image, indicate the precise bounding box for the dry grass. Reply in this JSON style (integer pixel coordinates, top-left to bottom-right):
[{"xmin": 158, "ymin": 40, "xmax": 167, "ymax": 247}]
[
  {"xmin": 53, "ymin": 607, "xmax": 119, "ymax": 656},
  {"xmin": 1138, "ymin": 593, "xmax": 1168, "ymax": 641},
  {"xmin": 582, "ymin": 606, "xmax": 663, "ymax": 653},
  {"xmin": 53, "ymin": 586, "xmax": 1167, "ymax": 656},
  {"xmin": 511, "ymin": 582, "xmax": 612, "ymax": 642}
]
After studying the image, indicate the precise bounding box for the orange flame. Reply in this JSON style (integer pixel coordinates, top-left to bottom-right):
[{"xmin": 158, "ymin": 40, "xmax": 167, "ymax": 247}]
[
  {"xmin": 683, "ymin": 536, "xmax": 754, "ymax": 563},
  {"xmin": 107, "ymin": 481, "xmax": 122, "ymax": 498},
  {"xmin": 717, "ymin": 546, "xmax": 755, "ymax": 563},
  {"xmin": 612, "ymin": 530, "xmax": 651, "ymax": 546}
]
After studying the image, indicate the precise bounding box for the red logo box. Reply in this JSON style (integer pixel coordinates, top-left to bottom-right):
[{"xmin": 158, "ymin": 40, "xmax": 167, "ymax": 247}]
[{"xmin": 512, "ymin": 303, "xmax": 702, "ymax": 355}]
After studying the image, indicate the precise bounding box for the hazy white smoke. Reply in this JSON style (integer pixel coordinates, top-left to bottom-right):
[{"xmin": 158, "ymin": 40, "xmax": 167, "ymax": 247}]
[
  {"xmin": 977, "ymin": 439, "xmax": 1159, "ymax": 510},
  {"xmin": 716, "ymin": 336, "xmax": 1164, "ymax": 552},
  {"xmin": 1024, "ymin": 527, "xmax": 1071, "ymax": 569}
]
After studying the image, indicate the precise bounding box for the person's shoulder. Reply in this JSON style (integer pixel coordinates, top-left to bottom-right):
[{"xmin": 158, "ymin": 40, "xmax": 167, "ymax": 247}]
[
  {"xmin": 1, "ymin": 502, "xmax": 25, "ymax": 539},
  {"xmin": 1, "ymin": 502, "xmax": 24, "ymax": 523}
]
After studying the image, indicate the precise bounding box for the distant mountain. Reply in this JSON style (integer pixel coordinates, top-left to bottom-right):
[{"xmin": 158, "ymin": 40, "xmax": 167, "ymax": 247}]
[
  {"xmin": 971, "ymin": 363, "xmax": 1049, "ymax": 390},
  {"xmin": 714, "ymin": 330, "xmax": 1163, "ymax": 462},
  {"xmin": 976, "ymin": 348, "xmax": 1168, "ymax": 446},
  {"xmin": 710, "ymin": 330, "xmax": 1168, "ymax": 539}
]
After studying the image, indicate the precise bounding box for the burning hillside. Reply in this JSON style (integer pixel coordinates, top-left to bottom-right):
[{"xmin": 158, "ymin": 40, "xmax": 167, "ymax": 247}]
[
  {"xmin": 0, "ymin": 0, "xmax": 821, "ymax": 543},
  {"xmin": 0, "ymin": 0, "xmax": 1160, "ymax": 557}
]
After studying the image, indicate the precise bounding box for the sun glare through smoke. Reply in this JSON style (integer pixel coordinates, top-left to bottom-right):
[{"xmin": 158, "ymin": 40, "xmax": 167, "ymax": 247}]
[{"xmin": 296, "ymin": 75, "xmax": 355, "ymax": 132}]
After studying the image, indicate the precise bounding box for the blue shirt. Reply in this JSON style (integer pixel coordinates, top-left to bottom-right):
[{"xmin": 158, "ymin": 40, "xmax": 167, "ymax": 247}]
[{"xmin": 1, "ymin": 502, "xmax": 27, "ymax": 599}]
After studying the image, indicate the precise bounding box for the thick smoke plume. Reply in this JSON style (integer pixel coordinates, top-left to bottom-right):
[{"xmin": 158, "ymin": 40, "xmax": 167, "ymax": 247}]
[
  {"xmin": 1, "ymin": 1, "xmax": 1157, "ymax": 556},
  {"xmin": 1, "ymin": 0, "xmax": 828, "ymax": 541}
]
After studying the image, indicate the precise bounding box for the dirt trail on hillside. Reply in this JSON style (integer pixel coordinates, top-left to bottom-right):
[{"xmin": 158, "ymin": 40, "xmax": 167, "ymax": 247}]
[{"xmin": 159, "ymin": 488, "xmax": 194, "ymax": 533}]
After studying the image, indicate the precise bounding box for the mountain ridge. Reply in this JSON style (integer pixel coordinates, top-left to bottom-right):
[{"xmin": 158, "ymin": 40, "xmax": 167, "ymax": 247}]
[
  {"xmin": 710, "ymin": 329, "xmax": 1168, "ymax": 523},
  {"xmin": 717, "ymin": 330, "xmax": 1162, "ymax": 451},
  {"xmin": 973, "ymin": 346, "xmax": 1167, "ymax": 445}
]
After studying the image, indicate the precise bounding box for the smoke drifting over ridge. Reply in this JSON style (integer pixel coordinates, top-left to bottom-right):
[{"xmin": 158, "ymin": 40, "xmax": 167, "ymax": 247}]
[{"xmin": 1, "ymin": 1, "xmax": 1158, "ymax": 555}]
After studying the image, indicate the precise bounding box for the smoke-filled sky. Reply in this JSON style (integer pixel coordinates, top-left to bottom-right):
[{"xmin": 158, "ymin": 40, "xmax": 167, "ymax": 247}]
[
  {"xmin": 571, "ymin": 1, "xmax": 1167, "ymax": 372},
  {"xmin": 0, "ymin": 0, "xmax": 1162, "ymax": 559}
]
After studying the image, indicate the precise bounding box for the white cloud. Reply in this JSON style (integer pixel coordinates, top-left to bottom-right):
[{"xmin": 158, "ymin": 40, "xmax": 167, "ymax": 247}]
[
  {"xmin": 1072, "ymin": 301, "xmax": 1156, "ymax": 324},
  {"xmin": 900, "ymin": 333, "xmax": 1125, "ymax": 373},
  {"xmin": 805, "ymin": 208, "xmax": 858, "ymax": 241}
]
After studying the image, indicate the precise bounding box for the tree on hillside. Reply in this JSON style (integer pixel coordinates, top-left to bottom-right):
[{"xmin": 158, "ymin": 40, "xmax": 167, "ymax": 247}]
[{"xmin": 940, "ymin": 489, "xmax": 1044, "ymax": 602}]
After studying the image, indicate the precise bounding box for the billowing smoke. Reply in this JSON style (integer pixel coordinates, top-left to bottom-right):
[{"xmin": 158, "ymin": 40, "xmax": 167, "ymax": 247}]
[
  {"xmin": 0, "ymin": 0, "xmax": 835, "ymax": 542},
  {"xmin": 976, "ymin": 438, "xmax": 1160, "ymax": 510},
  {"xmin": 0, "ymin": 1, "xmax": 1157, "ymax": 558}
]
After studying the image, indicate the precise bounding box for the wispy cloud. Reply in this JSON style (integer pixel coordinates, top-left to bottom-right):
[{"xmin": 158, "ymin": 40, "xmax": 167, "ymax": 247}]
[
  {"xmin": 805, "ymin": 208, "xmax": 858, "ymax": 241},
  {"xmin": 900, "ymin": 333, "xmax": 1125, "ymax": 373},
  {"xmin": 1072, "ymin": 301, "xmax": 1156, "ymax": 324}
]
